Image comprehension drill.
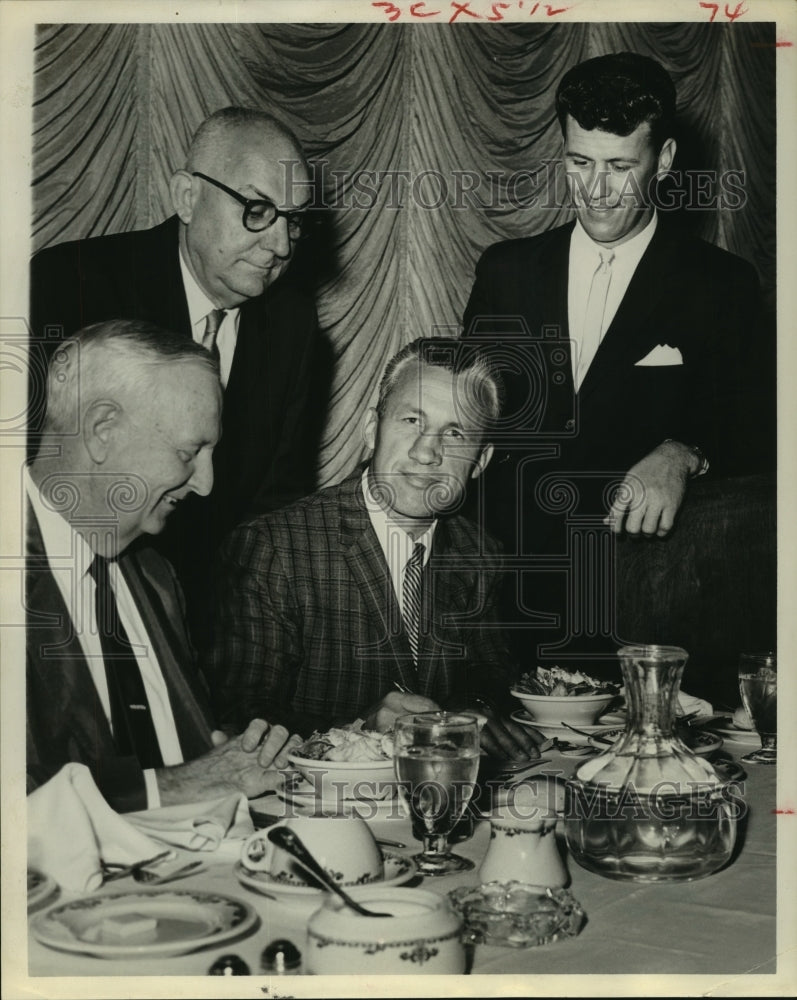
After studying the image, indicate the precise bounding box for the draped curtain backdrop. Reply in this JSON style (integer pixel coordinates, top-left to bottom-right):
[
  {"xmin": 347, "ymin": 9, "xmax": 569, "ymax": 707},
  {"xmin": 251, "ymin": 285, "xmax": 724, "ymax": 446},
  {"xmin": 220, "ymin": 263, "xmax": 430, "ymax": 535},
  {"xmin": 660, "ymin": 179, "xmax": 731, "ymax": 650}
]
[{"xmin": 32, "ymin": 22, "xmax": 776, "ymax": 487}]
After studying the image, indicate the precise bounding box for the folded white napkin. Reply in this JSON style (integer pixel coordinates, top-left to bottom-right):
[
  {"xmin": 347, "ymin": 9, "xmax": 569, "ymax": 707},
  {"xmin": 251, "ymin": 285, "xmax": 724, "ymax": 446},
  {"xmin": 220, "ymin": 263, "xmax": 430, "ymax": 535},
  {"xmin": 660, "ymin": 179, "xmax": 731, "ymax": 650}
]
[
  {"xmin": 126, "ymin": 793, "xmax": 254, "ymax": 850},
  {"xmin": 635, "ymin": 344, "xmax": 683, "ymax": 366},
  {"xmin": 28, "ymin": 764, "xmax": 256, "ymax": 893},
  {"xmin": 28, "ymin": 763, "xmax": 162, "ymax": 893},
  {"xmin": 677, "ymin": 690, "xmax": 712, "ymax": 719}
]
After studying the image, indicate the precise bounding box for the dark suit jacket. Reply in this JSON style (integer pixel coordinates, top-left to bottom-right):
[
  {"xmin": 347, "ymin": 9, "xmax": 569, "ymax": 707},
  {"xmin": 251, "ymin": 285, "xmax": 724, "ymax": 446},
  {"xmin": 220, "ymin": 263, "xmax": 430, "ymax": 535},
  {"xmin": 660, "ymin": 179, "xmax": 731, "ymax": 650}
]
[
  {"xmin": 30, "ymin": 217, "xmax": 321, "ymax": 646},
  {"xmin": 26, "ymin": 505, "xmax": 215, "ymax": 813},
  {"xmin": 207, "ymin": 470, "xmax": 518, "ymax": 737},
  {"xmin": 462, "ymin": 218, "xmax": 771, "ymax": 552}
]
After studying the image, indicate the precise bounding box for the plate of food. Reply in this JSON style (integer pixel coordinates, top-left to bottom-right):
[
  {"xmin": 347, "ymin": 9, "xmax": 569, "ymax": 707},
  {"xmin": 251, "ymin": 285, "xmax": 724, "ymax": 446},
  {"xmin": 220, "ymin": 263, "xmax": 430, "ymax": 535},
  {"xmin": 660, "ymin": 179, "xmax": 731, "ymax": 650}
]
[
  {"xmin": 287, "ymin": 725, "xmax": 397, "ymax": 801},
  {"xmin": 30, "ymin": 889, "xmax": 258, "ymax": 959},
  {"xmin": 235, "ymin": 850, "xmax": 417, "ymax": 909},
  {"xmin": 511, "ymin": 667, "xmax": 622, "ymax": 727}
]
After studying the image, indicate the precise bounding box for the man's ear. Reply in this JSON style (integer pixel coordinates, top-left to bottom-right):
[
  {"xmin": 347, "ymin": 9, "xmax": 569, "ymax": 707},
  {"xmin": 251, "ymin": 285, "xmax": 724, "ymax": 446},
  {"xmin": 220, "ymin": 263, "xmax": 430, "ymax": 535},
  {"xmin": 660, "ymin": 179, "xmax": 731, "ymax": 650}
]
[
  {"xmin": 657, "ymin": 137, "xmax": 676, "ymax": 177},
  {"xmin": 470, "ymin": 442, "xmax": 494, "ymax": 480},
  {"xmin": 362, "ymin": 407, "xmax": 378, "ymax": 452},
  {"xmin": 170, "ymin": 169, "xmax": 197, "ymax": 223},
  {"xmin": 83, "ymin": 400, "xmax": 121, "ymax": 465}
]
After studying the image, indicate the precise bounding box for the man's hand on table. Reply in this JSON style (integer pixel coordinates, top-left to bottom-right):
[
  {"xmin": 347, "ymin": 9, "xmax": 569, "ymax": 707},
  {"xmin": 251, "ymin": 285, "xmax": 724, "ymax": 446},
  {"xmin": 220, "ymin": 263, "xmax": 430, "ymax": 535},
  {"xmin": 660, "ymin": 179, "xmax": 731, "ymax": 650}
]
[
  {"xmin": 156, "ymin": 719, "xmax": 302, "ymax": 805},
  {"xmin": 605, "ymin": 440, "xmax": 699, "ymax": 538},
  {"xmin": 475, "ymin": 706, "xmax": 544, "ymax": 761},
  {"xmin": 363, "ymin": 691, "xmax": 440, "ymax": 732}
]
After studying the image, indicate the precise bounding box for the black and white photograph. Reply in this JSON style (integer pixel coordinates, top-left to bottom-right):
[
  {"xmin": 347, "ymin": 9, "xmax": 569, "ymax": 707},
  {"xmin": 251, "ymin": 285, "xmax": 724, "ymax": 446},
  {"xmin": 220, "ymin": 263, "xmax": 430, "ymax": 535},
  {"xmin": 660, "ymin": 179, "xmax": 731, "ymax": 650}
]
[{"xmin": 1, "ymin": 0, "xmax": 795, "ymax": 996}]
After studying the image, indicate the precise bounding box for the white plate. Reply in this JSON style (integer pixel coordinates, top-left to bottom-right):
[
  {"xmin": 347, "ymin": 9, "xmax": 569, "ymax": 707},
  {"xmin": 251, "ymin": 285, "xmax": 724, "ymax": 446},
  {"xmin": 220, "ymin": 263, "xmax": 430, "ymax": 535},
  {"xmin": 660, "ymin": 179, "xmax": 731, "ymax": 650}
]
[
  {"xmin": 28, "ymin": 869, "xmax": 59, "ymax": 910},
  {"xmin": 30, "ymin": 889, "xmax": 257, "ymax": 959},
  {"xmin": 235, "ymin": 849, "xmax": 417, "ymax": 907},
  {"xmin": 706, "ymin": 725, "xmax": 759, "ymax": 745},
  {"xmin": 277, "ymin": 775, "xmax": 408, "ymax": 821},
  {"xmin": 511, "ymin": 711, "xmax": 608, "ymax": 743},
  {"xmin": 587, "ymin": 728, "xmax": 724, "ymax": 757}
]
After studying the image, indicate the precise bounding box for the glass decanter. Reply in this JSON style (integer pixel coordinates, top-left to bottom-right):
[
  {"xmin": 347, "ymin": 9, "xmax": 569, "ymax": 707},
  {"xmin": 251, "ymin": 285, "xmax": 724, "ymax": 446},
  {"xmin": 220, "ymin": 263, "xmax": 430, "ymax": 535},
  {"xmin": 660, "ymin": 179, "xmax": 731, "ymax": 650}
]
[{"xmin": 564, "ymin": 645, "xmax": 739, "ymax": 883}]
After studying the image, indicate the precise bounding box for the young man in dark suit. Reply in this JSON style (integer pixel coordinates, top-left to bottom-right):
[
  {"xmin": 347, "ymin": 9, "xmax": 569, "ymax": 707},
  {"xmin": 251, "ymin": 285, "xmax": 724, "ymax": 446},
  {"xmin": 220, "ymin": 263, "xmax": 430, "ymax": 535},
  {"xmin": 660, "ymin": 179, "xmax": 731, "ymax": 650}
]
[
  {"xmin": 463, "ymin": 52, "xmax": 769, "ymax": 662},
  {"xmin": 29, "ymin": 107, "xmax": 321, "ymax": 650},
  {"xmin": 26, "ymin": 320, "xmax": 299, "ymax": 813},
  {"xmin": 209, "ymin": 338, "xmax": 540, "ymax": 761}
]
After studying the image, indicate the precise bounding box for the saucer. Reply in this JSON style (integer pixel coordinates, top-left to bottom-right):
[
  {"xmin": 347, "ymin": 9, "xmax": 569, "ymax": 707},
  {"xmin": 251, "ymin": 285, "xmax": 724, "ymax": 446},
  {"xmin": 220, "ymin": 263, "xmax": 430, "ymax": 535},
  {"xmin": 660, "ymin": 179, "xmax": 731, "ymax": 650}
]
[
  {"xmin": 277, "ymin": 774, "xmax": 409, "ymax": 821},
  {"xmin": 235, "ymin": 849, "xmax": 417, "ymax": 908}
]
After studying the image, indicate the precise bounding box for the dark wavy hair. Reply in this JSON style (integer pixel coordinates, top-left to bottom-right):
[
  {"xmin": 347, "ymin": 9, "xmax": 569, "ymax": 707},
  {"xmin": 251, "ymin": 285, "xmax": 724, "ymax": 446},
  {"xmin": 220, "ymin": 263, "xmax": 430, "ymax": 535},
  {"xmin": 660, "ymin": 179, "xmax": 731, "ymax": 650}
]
[{"xmin": 556, "ymin": 52, "xmax": 676, "ymax": 152}]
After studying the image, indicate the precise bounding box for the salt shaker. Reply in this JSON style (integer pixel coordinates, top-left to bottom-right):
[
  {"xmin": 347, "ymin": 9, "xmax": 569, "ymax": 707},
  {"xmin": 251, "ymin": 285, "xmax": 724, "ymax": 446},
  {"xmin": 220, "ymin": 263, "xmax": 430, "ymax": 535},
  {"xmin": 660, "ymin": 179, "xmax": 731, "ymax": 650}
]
[{"xmin": 261, "ymin": 938, "xmax": 302, "ymax": 974}]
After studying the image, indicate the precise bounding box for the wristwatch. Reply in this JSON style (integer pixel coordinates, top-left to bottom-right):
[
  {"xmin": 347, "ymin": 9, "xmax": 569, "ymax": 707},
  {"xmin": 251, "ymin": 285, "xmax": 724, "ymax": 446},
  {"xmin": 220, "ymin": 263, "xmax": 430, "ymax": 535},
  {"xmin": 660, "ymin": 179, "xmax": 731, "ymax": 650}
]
[{"xmin": 663, "ymin": 439, "xmax": 710, "ymax": 478}]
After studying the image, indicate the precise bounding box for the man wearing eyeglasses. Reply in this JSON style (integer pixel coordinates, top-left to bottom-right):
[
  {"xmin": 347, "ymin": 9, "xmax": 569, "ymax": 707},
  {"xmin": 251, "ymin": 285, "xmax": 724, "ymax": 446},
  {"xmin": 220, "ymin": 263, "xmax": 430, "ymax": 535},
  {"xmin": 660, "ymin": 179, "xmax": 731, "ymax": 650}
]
[{"xmin": 29, "ymin": 107, "xmax": 321, "ymax": 650}]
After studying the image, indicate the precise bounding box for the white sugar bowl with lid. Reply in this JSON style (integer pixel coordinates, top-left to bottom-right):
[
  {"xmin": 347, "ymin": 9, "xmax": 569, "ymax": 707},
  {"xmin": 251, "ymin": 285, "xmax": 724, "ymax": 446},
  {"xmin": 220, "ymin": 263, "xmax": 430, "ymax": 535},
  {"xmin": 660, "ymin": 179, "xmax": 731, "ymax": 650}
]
[{"xmin": 306, "ymin": 887, "xmax": 465, "ymax": 974}]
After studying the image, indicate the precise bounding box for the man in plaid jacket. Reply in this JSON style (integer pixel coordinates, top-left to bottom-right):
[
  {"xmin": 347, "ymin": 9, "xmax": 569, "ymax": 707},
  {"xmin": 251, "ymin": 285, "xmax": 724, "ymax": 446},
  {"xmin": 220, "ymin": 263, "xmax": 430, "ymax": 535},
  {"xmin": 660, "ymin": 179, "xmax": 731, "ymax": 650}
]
[{"xmin": 208, "ymin": 338, "xmax": 539, "ymax": 760}]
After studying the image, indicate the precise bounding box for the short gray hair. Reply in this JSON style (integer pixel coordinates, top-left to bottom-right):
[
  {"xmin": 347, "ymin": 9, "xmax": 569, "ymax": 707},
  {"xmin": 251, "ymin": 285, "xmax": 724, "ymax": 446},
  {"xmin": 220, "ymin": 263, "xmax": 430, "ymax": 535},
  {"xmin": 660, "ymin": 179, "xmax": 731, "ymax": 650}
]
[
  {"xmin": 44, "ymin": 319, "xmax": 219, "ymax": 435},
  {"xmin": 376, "ymin": 337, "xmax": 504, "ymax": 434}
]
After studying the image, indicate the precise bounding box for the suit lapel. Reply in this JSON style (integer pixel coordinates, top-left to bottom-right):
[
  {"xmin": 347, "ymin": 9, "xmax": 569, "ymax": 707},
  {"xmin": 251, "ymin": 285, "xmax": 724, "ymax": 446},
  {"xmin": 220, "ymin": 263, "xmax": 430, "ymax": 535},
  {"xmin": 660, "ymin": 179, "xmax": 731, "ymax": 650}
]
[
  {"xmin": 579, "ymin": 223, "xmax": 682, "ymax": 402},
  {"xmin": 338, "ymin": 473, "xmax": 418, "ymax": 690},
  {"xmin": 25, "ymin": 505, "xmax": 118, "ymax": 751}
]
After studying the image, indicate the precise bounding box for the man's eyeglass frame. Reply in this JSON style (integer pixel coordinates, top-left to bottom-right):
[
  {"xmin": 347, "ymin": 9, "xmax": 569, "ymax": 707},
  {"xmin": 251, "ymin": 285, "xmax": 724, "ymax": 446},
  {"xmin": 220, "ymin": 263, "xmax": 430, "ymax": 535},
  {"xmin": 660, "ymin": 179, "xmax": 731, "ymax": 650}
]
[{"xmin": 191, "ymin": 171, "xmax": 309, "ymax": 238}]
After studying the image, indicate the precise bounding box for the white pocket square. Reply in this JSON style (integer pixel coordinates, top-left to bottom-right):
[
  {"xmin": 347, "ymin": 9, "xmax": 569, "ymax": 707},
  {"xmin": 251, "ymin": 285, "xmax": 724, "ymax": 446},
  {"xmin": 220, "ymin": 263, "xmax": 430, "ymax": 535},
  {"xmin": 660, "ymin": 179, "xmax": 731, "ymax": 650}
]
[{"xmin": 635, "ymin": 344, "xmax": 683, "ymax": 366}]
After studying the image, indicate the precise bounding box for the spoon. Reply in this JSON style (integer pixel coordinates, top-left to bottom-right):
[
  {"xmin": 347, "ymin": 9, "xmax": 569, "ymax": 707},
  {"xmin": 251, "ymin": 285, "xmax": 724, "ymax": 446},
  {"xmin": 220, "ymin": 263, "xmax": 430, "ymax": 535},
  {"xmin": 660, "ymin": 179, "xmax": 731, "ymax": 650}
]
[{"xmin": 267, "ymin": 827, "xmax": 391, "ymax": 918}]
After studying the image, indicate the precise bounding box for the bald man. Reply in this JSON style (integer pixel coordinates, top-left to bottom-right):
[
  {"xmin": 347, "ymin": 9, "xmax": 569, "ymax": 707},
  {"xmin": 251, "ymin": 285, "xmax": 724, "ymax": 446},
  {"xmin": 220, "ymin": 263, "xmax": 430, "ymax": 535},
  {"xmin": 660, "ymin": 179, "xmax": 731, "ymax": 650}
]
[{"xmin": 30, "ymin": 108, "xmax": 322, "ymax": 648}]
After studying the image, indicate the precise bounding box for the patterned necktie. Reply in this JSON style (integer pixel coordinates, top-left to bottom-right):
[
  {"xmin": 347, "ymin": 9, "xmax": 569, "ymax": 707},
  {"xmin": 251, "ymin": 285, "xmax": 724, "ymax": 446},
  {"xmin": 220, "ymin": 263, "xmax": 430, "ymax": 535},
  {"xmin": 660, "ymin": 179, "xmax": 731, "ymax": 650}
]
[
  {"xmin": 89, "ymin": 556, "xmax": 163, "ymax": 769},
  {"xmin": 576, "ymin": 248, "xmax": 615, "ymax": 391},
  {"xmin": 402, "ymin": 542, "xmax": 425, "ymax": 664},
  {"xmin": 201, "ymin": 308, "xmax": 226, "ymax": 363}
]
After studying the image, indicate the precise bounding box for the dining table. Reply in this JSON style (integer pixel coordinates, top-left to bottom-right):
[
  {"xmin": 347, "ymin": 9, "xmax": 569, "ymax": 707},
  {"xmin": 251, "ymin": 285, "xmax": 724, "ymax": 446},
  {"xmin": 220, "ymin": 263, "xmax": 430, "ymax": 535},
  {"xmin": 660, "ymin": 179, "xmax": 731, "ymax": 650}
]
[{"xmin": 25, "ymin": 741, "xmax": 781, "ymax": 993}]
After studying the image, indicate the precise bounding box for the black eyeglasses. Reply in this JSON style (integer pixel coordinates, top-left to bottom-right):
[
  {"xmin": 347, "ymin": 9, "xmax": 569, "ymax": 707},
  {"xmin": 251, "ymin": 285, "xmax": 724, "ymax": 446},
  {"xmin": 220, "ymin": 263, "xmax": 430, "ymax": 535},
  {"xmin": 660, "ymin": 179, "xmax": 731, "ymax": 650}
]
[{"xmin": 192, "ymin": 171, "xmax": 309, "ymax": 238}]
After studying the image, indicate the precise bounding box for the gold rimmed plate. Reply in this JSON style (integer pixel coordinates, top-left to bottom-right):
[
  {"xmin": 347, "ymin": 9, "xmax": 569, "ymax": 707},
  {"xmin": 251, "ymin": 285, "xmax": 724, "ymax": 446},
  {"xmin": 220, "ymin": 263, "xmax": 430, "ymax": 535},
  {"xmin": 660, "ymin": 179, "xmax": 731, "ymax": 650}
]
[{"xmin": 31, "ymin": 889, "xmax": 257, "ymax": 959}]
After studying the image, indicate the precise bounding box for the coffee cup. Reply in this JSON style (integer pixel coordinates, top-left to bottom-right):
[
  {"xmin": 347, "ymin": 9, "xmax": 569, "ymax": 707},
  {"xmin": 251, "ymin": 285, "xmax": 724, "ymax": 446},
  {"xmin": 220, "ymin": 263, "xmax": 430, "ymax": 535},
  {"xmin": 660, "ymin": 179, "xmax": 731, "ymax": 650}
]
[{"xmin": 241, "ymin": 815, "xmax": 384, "ymax": 888}]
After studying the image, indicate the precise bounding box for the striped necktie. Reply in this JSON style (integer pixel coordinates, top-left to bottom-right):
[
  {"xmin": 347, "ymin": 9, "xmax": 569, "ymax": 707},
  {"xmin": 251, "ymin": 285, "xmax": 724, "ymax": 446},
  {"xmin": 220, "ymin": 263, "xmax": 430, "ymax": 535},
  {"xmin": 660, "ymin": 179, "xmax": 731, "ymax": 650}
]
[
  {"xmin": 201, "ymin": 308, "xmax": 226, "ymax": 363},
  {"xmin": 402, "ymin": 542, "xmax": 425, "ymax": 663},
  {"xmin": 89, "ymin": 556, "xmax": 163, "ymax": 769},
  {"xmin": 576, "ymin": 248, "xmax": 615, "ymax": 391}
]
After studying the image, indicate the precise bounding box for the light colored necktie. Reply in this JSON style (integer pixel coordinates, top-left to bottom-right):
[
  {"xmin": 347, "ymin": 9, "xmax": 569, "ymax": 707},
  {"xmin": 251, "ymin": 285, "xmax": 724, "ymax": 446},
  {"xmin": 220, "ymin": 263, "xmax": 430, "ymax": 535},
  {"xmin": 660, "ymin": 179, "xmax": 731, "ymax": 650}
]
[
  {"xmin": 201, "ymin": 308, "xmax": 226, "ymax": 363},
  {"xmin": 576, "ymin": 248, "xmax": 615, "ymax": 391},
  {"xmin": 402, "ymin": 542, "xmax": 425, "ymax": 664}
]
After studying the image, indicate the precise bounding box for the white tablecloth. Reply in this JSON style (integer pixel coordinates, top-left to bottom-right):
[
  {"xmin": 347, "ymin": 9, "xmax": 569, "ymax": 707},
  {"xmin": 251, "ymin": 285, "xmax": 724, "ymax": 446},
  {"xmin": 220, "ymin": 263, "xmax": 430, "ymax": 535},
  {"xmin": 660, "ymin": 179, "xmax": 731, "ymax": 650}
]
[{"xmin": 25, "ymin": 750, "xmax": 779, "ymax": 991}]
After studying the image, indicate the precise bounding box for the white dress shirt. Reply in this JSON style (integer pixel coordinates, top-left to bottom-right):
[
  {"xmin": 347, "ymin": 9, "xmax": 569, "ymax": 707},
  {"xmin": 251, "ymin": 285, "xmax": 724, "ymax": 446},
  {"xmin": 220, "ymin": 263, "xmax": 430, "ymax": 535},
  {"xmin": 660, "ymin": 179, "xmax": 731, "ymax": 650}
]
[
  {"xmin": 362, "ymin": 470, "xmax": 436, "ymax": 619},
  {"xmin": 179, "ymin": 250, "xmax": 240, "ymax": 387},
  {"xmin": 26, "ymin": 471, "xmax": 185, "ymax": 806},
  {"xmin": 568, "ymin": 212, "xmax": 658, "ymax": 388}
]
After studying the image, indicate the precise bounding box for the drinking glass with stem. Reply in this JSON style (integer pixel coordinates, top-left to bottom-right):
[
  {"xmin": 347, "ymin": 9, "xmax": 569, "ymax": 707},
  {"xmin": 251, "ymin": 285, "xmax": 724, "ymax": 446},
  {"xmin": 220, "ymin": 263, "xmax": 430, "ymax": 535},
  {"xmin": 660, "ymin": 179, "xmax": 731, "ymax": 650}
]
[
  {"xmin": 738, "ymin": 651, "xmax": 777, "ymax": 764},
  {"xmin": 393, "ymin": 711, "xmax": 481, "ymax": 876}
]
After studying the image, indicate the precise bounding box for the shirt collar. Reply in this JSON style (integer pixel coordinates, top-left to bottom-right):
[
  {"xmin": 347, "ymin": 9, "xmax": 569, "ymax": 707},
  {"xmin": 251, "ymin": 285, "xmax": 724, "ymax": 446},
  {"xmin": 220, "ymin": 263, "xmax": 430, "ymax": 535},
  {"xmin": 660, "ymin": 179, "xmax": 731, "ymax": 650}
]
[
  {"xmin": 362, "ymin": 468, "xmax": 436, "ymax": 567},
  {"xmin": 25, "ymin": 467, "xmax": 97, "ymax": 578},
  {"xmin": 572, "ymin": 210, "xmax": 658, "ymax": 266}
]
